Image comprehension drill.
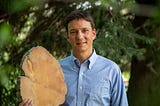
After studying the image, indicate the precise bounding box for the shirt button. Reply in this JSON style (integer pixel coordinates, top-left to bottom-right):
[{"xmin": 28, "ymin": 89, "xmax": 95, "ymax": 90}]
[
  {"xmin": 80, "ymin": 73, "xmax": 83, "ymax": 76},
  {"xmin": 78, "ymin": 101, "xmax": 82, "ymax": 104},
  {"xmin": 80, "ymin": 86, "xmax": 82, "ymax": 90}
]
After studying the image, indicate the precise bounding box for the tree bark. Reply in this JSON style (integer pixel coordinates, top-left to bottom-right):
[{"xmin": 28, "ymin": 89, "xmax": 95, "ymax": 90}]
[{"xmin": 127, "ymin": 0, "xmax": 160, "ymax": 106}]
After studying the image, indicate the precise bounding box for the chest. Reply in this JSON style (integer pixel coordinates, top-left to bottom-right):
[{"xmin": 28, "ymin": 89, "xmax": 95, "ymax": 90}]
[{"xmin": 64, "ymin": 66, "xmax": 111, "ymax": 97}]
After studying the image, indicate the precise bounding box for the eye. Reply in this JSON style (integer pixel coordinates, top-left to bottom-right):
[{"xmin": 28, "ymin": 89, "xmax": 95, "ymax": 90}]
[
  {"xmin": 82, "ymin": 29, "xmax": 89, "ymax": 33},
  {"xmin": 69, "ymin": 30, "xmax": 77, "ymax": 36},
  {"xmin": 70, "ymin": 31, "xmax": 76, "ymax": 34}
]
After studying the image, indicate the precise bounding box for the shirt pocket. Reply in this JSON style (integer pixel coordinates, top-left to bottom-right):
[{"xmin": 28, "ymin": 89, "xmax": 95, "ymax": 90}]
[
  {"xmin": 84, "ymin": 79, "xmax": 111, "ymax": 106},
  {"xmin": 92, "ymin": 79, "xmax": 110, "ymax": 96}
]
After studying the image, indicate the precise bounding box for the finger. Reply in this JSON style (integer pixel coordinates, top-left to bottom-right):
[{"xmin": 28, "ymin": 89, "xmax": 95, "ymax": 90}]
[
  {"xmin": 25, "ymin": 99, "xmax": 33, "ymax": 106},
  {"xmin": 19, "ymin": 99, "xmax": 28, "ymax": 106},
  {"xmin": 22, "ymin": 99, "xmax": 32, "ymax": 106},
  {"xmin": 28, "ymin": 99, "xmax": 33, "ymax": 106}
]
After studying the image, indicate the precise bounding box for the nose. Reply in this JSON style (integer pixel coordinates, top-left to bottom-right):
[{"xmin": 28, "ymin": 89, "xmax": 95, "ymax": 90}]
[{"xmin": 76, "ymin": 31, "xmax": 84, "ymax": 39}]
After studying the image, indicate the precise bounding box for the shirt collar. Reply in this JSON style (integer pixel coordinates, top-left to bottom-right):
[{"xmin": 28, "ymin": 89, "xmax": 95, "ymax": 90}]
[
  {"xmin": 70, "ymin": 49, "xmax": 98, "ymax": 70},
  {"xmin": 88, "ymin": 49, "xmax": 97, "ymax": 70}
]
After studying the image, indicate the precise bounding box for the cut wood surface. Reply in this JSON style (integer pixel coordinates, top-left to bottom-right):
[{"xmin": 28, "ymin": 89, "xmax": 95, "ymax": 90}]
[{"xmin": 20, "ymin": 46, "xmax": 67, "ymax": 106}]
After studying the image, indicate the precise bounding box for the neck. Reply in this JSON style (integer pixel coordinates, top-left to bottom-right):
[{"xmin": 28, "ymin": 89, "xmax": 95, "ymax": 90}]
[{"xmin": 73, "ymin": 49, "xmax": 93, "ymax": 64}]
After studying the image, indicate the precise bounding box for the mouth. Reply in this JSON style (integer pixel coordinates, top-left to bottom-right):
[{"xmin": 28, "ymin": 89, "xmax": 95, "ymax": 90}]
[{"xmin": 76, "ymin": 42, "xmax": 87, "ymax": 46}]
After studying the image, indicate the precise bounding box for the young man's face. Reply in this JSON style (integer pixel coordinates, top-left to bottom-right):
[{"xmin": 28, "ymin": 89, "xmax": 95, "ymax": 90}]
[{"xmin": 67, "ymin": 19, "xmax": 96, "ymax": 54}]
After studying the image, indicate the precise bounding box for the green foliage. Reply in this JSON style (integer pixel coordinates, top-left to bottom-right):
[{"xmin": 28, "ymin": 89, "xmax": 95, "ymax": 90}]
[
  {"xmin": 0, "ymin": 23, "xmax": 21, "ymax": 105},
  {"xmin": 92, "ymin": 5, "xmax": 155, "ymax": 71},
  {"xmin": 0, "ymin": 65, "xmax": 21, "ymax": 106},
  {"xmin": 9, "ymin": 0, "xmax": 41, "ymax": 13},
  {"xmin": 0, "ymin": 0, "xmax": 158, "ymax": 105},
  {"xmin": 0, "ymin": 23, "xmax": 13, "ymax": 48}
]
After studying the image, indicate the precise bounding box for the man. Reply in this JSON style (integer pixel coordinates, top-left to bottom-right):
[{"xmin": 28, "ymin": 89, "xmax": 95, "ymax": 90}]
[
  {"xmin": 19, "ymin": 9, "xmax": 128, "ymax": 106},
  {"xmin": 59, "ymin": 9, "xmax": 128, "ymax": 106}
]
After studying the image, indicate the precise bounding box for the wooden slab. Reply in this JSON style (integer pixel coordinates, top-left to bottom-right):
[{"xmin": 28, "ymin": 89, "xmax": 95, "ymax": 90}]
[{"xmin": 20, "ymin": 46, "xmax": 67, "ymax": 106}]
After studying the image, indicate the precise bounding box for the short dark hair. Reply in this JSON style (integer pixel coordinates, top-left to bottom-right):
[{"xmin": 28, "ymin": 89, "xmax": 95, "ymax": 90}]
[{"xmin": 64, "ymin": 9, "xmax": 95, "ymax": 32}]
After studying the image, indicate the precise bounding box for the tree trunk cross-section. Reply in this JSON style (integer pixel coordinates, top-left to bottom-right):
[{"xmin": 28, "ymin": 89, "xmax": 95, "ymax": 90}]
[{"xmin": 20, "ymin": 46, "xmax": 67, "ymax": 106}]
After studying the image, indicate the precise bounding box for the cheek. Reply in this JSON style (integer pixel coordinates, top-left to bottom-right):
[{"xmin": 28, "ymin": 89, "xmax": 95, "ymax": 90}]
[{"xmin": 87, "ymin": 35, "xmax": 95, "ymax": 42}]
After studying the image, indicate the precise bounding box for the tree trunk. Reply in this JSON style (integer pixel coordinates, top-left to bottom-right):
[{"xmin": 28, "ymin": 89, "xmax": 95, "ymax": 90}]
[
  {"xmin": 127, "ymin": 0, "xmax": 160, "ymax": 106},
  {"xmin": 128, "ymin": 55, "xmax": 160, "ymax": 106}
]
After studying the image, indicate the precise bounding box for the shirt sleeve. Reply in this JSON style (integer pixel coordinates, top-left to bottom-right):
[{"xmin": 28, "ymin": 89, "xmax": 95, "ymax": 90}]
[{"xmin": 110, "ymin": 65, "xmax": 128, "ymax": 106}]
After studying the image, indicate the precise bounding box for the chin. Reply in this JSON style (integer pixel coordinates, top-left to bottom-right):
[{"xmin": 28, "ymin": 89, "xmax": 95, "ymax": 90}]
[{"xmin": 77, "ymin": 48, "xmax": 87, "ymax": 52}]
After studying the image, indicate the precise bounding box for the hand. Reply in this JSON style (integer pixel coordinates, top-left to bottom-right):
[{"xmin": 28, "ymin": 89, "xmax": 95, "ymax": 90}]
[{"xmin": 19, "ymin": 99, "xmax": 33, "ymax": 106}]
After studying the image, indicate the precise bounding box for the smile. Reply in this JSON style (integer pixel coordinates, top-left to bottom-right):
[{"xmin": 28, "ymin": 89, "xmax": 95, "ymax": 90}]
[{"xmin": 76, "ymin": 42, "xmax": 87, "ymax": 45}]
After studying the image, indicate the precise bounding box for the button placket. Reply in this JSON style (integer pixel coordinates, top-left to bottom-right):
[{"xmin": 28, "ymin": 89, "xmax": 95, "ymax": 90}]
[{"xmin": 77, "ymin": 64, "xmax": 86, "ymax": 106}]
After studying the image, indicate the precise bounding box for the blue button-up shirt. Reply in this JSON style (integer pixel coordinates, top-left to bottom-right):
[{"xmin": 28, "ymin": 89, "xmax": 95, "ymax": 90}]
[{"xmin": 59, "ymin": 50, "xmax": 128, "ymax": 106}]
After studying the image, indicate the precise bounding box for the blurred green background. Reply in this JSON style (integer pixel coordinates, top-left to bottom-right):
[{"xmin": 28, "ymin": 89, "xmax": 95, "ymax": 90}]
[{"xmin": 0, "ymin": 0, "xmax": 160, "ymax": 105}]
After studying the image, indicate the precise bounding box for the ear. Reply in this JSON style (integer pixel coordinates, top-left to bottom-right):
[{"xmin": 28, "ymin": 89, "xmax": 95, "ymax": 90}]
[{"xmin": 92, "ymin": 28, "xmax": 96, "ymax": 40}]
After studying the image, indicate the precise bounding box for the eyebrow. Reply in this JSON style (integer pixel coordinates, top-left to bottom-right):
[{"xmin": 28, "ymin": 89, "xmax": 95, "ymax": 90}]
[{"xmin": 69, "ymin": 27, "xmax": 91, "ymax": 31}]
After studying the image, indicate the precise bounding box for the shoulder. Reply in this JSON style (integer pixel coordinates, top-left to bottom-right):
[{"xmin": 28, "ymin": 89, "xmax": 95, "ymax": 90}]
[
  {"xmin": 95, "ymin": 55, "xmax": 121, "ymax": 77},
  {"xmin": 97, "ymin": 55, "xmax": 119, "ymax": 68},
  {"xmin": 59, "ymin": 56, "xmax": 71, "ymax": 65}
]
